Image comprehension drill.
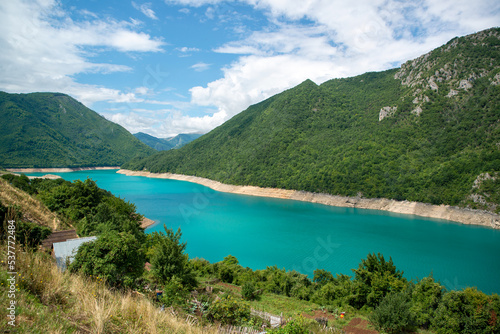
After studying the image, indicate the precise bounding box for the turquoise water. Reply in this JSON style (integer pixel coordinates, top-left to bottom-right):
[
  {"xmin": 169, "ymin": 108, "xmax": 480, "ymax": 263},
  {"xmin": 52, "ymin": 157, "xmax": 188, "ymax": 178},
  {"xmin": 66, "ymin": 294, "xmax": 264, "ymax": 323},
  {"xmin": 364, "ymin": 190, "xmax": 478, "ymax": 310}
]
[{"xmin": 26, "ymin": 170, "xmax": 500, "ymax": 294}]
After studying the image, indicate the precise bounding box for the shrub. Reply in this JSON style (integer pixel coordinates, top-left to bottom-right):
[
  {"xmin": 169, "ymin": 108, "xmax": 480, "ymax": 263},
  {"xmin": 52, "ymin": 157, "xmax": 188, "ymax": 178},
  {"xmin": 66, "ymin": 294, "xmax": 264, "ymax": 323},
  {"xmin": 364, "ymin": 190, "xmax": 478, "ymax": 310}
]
[
  {"xmin": 268, "ymin": 317, "xmax": 309, "ymax": 334},
  {"xmin": 159, "ymin": 277, "xmax": 191, "ymax": 308},
  {"xmin": 369, "ymin": 291, "xmax": 415, "ymax": 334},
  {"xmin": 69, "ymin": 231, "xmax": 144, "ymax": 289},
  {"xmin": 431, "ymin": 288, "xmax": 500, "ymax": 334},
  {"xmin": 410, "ymin": 276, "xmax": 444, "ymax": 328},
  {"xmin": 242, "ymin": 282, "xmax": 257, "ymax": 301},
  {"xmin": 352, "ymin": 253, "xmax": 407, "ymax": 308},
  {"xmin": 205, "ymin": 295, "xmax": 250, "ymax": 325},
  {"xmin": 149, "ymin": 225, "xmax": 197, "ymax": 289}
]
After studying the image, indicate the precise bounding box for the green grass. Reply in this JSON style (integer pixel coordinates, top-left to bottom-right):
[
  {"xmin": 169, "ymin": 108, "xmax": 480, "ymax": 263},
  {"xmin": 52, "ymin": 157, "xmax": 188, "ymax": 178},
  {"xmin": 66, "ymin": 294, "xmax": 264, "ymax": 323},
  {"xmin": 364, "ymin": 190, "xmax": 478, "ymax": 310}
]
[{"xmin": 248, "ymin": 293, "xmax": 320, "ymax": 318}]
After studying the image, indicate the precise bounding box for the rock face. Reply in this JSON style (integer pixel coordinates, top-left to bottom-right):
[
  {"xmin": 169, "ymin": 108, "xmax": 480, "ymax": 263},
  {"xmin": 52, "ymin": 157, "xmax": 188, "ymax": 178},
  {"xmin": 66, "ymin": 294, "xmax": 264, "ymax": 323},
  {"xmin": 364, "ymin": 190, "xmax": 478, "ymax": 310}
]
[
  {"xmin": 491, "ymin": 73, "xmax": 500, "ymax": 85},
  {"xmin": 394, "ymin": 28, "xmax": 500, "ymax": 117},
  {"xmin": 379, "ymin": 106, "xmax": 397, "ymax": 121}
]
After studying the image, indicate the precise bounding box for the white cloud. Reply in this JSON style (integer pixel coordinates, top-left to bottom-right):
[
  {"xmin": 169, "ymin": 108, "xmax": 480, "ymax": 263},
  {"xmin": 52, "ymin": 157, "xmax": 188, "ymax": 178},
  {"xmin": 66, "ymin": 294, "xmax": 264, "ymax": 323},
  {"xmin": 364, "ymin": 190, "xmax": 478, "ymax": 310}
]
[
  {"xmin": 165, "ymin": 0, "xmax": 225, "ymax": 7},
  {"xmin": 177, "ymin": 46, "xmax": 201, "ymax": 52},
  {"xmin": 105, "ymin": 108, "xmax": 221, "ymax": 137},
  {"xmin": 0, "ymin": 0, "xmax": 164, "ymax": 105},
  {"xmin": 191, "ymin": 62, "xmax": 212, "ymax": 71},
  {"xmin": 134, "ymin": 86, "xmax": 154, "ymax": 95},
  {"xmin": 107, "ymin": 112, "xmax": 159, "ymax": 134},
  {"xmin": 169, "ymin": 0, "xmax": 500, "ymax": 130},
  {"xmin": 132, "ymin": 2, "xmax": 159, "ymax": 20}
]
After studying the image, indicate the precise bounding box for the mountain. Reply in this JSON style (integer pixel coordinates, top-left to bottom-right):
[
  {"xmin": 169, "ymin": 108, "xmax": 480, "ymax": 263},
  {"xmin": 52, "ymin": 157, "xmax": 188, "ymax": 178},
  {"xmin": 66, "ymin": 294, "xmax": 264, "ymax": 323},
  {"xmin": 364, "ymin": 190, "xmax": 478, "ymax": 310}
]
[
  {"xmin": 122, "ymin": 28, "xmax": 500, "ymax": 213},
  {"xmin": 134, "ymin": 132, "xmax": 174, "ymax": 151},
  {"xmin": 168, "ymin": 133, "xmax": 203, "ymax": 149},
  {"xmin": 134, "ymin": 132, "xmax": 203, "ymax": 151},
  {"xmin": 0, "ymin": 92, "xmax": 155, "ymax": 168}
]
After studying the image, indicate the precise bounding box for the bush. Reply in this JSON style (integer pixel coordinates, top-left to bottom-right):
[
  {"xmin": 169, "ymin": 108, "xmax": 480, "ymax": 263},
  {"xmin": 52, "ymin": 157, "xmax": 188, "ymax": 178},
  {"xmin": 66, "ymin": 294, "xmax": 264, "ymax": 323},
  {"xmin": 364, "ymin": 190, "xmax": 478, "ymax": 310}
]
[
  {"xmin": 431, "ymin": 288, "xmax": 500, "ymax": 334},
  {"xmin": 242, "ymin": 282, "xmax": 257, "ymax": 301},
  {"xmin": 15, "ymin": 220, "xmax": 52, "ymax": 249},
  {"xmin": 410, "ymin": 276, "xmax": 444, "ymax": 328},
  {"xmin": 149, "ymin": 225, "xmax": 197, "ymax": 289},
  {"xmin": 159, "ymin": 277, "xmax": 191, "ymax": 308},
  {"xmin": 206, "ymin": 295, "xmax": 250, "ymax": 325},
  {"xmin": 369, "ymin": 291, "xmax": 415, "ymax": 334},
  {"xmin": 352, "ymin": 253, "xmax": 407, "ymax": 308},
  {"xmin": 69, "ymin": 231, "xmax": 144, "ymax": 289},
  {"xmin": 268, "ymin": 317, "xmax": 309, "ymax": 334}
]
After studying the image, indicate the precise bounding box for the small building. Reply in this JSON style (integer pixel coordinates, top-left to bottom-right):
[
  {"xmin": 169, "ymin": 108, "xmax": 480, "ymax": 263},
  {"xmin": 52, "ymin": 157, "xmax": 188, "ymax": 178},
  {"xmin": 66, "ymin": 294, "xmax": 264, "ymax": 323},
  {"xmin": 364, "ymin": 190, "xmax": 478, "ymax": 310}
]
[
  {"xmin": 52, "ymin": 236, "xmax": 97, "ymax": 270},
  {"xmin": 41, "ymin": 229, "xmax": 78, "ymax": 250}
]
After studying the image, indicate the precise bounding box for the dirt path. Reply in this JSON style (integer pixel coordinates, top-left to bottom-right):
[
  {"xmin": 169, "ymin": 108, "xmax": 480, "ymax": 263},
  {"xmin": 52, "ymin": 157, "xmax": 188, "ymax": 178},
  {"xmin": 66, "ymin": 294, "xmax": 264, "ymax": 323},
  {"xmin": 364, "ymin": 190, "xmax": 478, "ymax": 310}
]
[{"xmin": 344, "ymin": 318, "xmax": 378, "ymax": 334}]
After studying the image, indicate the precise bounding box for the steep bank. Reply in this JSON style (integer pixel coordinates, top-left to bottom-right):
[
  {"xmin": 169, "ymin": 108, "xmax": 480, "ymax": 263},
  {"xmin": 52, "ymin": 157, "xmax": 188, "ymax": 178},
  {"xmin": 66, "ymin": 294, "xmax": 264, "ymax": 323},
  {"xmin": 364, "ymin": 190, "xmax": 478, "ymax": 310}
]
[
  {"xmin": 118, "ymin": 169, "xmax": 500, "ymax": 230},
  {"xmin": 7, "ymin": 166, "xmax": 120, "ymax": 173}
]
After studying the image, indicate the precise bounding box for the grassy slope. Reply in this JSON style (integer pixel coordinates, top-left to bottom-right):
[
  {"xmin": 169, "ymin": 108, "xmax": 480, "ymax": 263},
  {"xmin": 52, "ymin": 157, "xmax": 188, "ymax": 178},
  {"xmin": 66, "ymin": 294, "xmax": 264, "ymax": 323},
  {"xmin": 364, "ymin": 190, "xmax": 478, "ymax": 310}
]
[
  {"xmin": 0, "ymin": 177, "xmax": 65, "ymax": 230},
  {"xmin": 0, "ymin": 92, "xmax": 155, "ymax": 168},
  {"xmin": 0, "ymin": 246, "xmax": 218, "ymax": 334}
]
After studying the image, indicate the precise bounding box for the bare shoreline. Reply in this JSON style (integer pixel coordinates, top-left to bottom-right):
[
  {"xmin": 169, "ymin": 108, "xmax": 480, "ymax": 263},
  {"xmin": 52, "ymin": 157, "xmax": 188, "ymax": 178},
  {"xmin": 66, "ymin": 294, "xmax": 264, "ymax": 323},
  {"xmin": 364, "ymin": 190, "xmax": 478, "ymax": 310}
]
[
  {"xmin": 6, "ymin": 166, "xmax": 120, "ymax": 173},
  {"xmin": 118, "ymin": 169, "xmax": 500, "ymax": 230}
]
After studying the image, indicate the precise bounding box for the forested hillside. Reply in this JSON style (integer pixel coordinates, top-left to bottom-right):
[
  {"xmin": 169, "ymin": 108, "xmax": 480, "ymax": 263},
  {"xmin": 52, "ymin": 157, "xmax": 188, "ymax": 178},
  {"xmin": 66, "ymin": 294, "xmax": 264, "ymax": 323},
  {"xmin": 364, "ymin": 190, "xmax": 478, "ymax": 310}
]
[
  {"xmin": 0, "ymin": 92, "xmax": 155, "ymax": 167},
  {"xmin": 123, "ymin": 28, "xmax": 500, "ymax": 212}
]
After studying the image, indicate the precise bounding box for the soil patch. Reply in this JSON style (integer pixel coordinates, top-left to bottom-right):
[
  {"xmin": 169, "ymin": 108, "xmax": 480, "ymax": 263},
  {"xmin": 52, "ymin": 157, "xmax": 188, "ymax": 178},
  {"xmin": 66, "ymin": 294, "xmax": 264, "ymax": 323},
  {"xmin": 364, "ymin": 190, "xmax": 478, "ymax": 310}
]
[
  {"xmin": 301, "ymin": 310, "xmax": 337, "ymax": 321},
  {"xmin": 344, "ymin": 318, "xmax": 378, "ymax": 334},
  {"xmin": 217, "ymin": 282, "xmax": 241, "ymax": 292}
]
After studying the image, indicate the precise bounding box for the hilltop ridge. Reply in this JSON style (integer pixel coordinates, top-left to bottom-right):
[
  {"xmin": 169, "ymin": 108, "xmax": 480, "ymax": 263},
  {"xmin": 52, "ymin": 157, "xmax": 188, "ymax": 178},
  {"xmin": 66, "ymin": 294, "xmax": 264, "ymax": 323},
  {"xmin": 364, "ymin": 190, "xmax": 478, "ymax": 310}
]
[{"xmin": 0, "ymin": 92, "xmax": 155, "ymax": 168}]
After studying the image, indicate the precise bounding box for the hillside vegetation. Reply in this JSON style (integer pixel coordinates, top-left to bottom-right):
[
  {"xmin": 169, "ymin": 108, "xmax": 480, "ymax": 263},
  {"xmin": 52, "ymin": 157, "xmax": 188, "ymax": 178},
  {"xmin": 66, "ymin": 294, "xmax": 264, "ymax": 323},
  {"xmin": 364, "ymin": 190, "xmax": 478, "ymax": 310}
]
[
  {"xmin": 123, "ymin": 28, "xmax": 500, "ymax": 213},
  {"xmin": 0, "ymin": 92, "xmax": 155, "ymax": 168}
]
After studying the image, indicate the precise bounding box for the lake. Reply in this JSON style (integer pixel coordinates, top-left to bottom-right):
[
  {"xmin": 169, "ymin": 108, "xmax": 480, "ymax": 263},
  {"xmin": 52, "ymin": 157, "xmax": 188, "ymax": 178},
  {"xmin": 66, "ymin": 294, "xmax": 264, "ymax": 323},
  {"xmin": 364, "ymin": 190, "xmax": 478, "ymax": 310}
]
[{"xmin": 26, "ymin": 169, "xmax": 500, "ymax": 294}]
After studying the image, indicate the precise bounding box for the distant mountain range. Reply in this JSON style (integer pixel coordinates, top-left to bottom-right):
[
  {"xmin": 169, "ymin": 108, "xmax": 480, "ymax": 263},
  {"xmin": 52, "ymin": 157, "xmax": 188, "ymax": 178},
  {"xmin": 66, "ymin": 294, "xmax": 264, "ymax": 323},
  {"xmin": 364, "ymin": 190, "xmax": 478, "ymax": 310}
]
[
  {"xmin": 123, "ymin": 27, "xmax": 500, "ymax": 213},
  {"xmin": 0, "ymin": 92, "xmax": 155, "ymax": 168},
  {"xmin": 133, "ymin": 132, "xmax": 202, "ymax": 151}
]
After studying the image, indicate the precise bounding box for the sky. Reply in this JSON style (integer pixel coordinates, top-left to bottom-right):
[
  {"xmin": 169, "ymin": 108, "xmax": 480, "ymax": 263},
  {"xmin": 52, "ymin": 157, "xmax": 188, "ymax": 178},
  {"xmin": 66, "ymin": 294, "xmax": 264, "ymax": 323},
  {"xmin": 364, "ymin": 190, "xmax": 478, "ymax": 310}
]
[{"xmin": 1, "ymin": 0, "xmax": 499, "ymax": 137}]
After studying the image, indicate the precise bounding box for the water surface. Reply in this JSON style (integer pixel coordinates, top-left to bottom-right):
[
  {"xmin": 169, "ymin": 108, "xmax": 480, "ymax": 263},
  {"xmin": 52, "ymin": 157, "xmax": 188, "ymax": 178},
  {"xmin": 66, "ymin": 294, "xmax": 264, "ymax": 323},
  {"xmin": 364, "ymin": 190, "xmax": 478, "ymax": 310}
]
[{"xmin": 26, "ymin": 170, "xmax": 500, "ymax": 294}]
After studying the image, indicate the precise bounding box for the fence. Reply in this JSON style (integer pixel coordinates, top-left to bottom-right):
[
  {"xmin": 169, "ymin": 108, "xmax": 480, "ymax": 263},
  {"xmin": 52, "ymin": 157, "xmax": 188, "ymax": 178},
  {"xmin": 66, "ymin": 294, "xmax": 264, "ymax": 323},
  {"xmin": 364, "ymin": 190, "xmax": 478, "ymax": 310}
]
[
  {"xmin": 250, "ymin": 309, "xmax": 284, "ymax": 328},
  {"xmin": 217, "ymin": 325, "xmax": 262, "ymax": 334}
]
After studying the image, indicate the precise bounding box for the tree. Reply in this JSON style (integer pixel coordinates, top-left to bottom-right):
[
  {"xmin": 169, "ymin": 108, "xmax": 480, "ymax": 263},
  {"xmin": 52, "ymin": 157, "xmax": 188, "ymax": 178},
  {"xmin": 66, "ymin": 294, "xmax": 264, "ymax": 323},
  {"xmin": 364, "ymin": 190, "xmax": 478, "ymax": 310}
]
[
  {"xmin": 352, "ymin": 253, "xmax": 407, "ymax": 308},
  {"xmin": 313, "ymin": 269, "xmax": 334, "ymax": 286},
  {"xmin": 410, "ymin": 276, "xmax": 444, "ymax": 328},
  {"xmin": 69, "ymin": 231, "xmax": 144, "ymax": 289},
  {"xmin": 369, "ymin": 291, "xmax": 415, "ymax": 334},
  {"xmin": 431, "ymin": 288, "xmax": 500, "ymax": 334},
  {"xmin": 149, "ymin": 225, "xmax": 196, "ymax": 289},
  {"xmin": 217, "ymin": 255, "xmax": 241, "ymax": 283},
  {"xmin": 242, "ymin": 282, "xmax": 257, "ymax": 301}
]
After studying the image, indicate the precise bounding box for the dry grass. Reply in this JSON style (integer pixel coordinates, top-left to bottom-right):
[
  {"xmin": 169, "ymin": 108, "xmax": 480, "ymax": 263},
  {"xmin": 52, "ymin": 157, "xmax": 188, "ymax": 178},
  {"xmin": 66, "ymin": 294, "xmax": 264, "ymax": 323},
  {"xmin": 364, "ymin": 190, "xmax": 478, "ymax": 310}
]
[
  {"xmin": 0, "ymin": 177, "xmax": 66, "ymax": 230},
  {"xmin": 0, "ymin": 244, "xmax": 218, "ymax": 333}
]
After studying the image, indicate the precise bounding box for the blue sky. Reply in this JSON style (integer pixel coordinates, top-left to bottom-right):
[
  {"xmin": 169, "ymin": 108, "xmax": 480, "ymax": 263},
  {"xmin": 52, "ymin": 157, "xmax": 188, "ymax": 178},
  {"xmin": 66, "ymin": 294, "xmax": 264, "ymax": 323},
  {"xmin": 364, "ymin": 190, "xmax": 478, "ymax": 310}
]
[{"xmin": 1, "ymin": 0, "xmax": 499, "ymax": 137}]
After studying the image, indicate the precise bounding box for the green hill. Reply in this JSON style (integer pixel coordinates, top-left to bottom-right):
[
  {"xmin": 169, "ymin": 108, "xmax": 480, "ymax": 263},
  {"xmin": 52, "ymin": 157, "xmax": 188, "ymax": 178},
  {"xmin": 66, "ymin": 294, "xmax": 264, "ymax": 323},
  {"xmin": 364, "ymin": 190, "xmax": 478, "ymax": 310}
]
[
  {"xmin": 0, "ymin": 92, "xmax": 155, "ymax": 167},
  {"xmin": 122, "ymin": 28, "xmax": 500, "ymax": 212},
  {"xmin": 134, "ymin": 132, "xmax": 202, "ymax": 151}
]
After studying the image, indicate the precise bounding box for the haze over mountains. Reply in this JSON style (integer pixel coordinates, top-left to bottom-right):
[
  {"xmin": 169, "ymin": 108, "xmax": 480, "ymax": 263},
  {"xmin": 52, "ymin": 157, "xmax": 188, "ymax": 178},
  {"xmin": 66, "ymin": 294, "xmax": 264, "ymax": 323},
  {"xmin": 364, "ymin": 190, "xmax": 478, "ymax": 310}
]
[
  {"xmin": 123, "ymin": 28, "xmax": 500, "ymax": 213},
  {"xmin": 133, "ymin": 132, "xmax": 203, "ymax": 151},
  {"xmin": 0, "ymin": 92, "xmax": 155, "ymax": 168}
]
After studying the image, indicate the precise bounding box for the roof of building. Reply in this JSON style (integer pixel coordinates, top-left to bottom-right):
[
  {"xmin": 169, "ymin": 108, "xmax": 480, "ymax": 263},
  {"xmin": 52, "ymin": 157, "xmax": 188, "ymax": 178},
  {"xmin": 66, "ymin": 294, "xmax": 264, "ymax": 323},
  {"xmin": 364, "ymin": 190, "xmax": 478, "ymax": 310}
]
[
  {"xmin": 53, "ymin": 236, "xmax": 97, "ymax": 270},
  {"xmin": 41, "ymin": 229, "xmax": 78, "ymax": 249}
]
